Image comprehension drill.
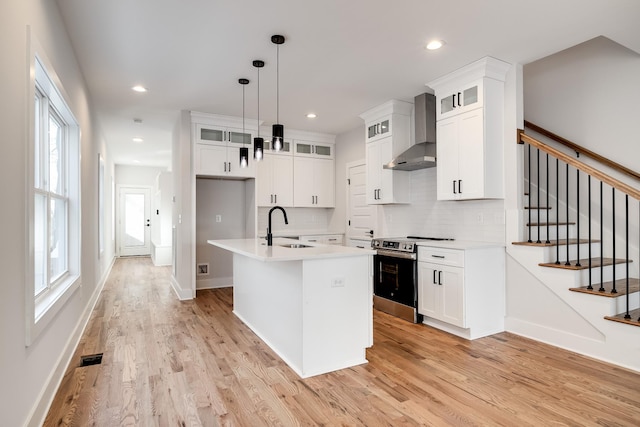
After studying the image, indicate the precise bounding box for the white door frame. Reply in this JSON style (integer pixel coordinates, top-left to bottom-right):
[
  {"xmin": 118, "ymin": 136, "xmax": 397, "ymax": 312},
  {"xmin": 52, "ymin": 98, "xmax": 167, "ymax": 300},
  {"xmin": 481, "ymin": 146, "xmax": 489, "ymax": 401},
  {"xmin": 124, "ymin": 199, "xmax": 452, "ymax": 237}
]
[{"xmin": 117, "ymin": 185, "xmax": 152, "ymax": 256}]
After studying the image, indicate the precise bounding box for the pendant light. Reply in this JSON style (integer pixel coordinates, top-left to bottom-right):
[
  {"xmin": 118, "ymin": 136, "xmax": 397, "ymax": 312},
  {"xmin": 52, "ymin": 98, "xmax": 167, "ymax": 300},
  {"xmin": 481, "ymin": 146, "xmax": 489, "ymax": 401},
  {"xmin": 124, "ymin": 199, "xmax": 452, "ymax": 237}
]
[
  {"xmin": 239, "ymin": 78, "xmax": 250, "ymax": 168},
  {"xmin": 253, "ymin": 60, "xmax": 265, "ymax": 160},
  {"xmin": 271, "ymin": 34, "xmax": 285, "ymax": 151}
]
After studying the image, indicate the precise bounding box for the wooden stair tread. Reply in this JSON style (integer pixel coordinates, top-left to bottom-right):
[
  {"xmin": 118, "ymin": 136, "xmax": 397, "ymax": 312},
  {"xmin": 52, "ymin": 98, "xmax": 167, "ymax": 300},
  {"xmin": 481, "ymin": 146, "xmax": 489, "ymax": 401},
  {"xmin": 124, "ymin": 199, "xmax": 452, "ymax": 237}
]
[
  {"xmin": 527, "ymin": 221, "xmax": 575, "ymax": 226},
  {"xmin": 512, "ymin": 239, "xmax": 596, "ymax": 247},
  {"xmin": 570, "ymin": 278, "xmax": 640, "ymax": 297},
  {"xmin": 605, "ymin": 309, "xmax": 640, "ymax": 327},
  {"xmin": 539, "ymin": 257, "xmax": 631, "ymax": 270}
]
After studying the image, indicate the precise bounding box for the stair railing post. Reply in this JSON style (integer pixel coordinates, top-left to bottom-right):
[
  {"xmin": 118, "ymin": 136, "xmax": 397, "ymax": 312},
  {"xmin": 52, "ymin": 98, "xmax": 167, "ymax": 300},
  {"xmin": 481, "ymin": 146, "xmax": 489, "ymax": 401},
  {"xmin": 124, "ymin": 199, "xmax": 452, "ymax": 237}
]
[
  {"xmin": 565, "ymin": 164, "xmax": 571, "ymax": 266},
  {"xmin": 624, "ymin": 194, "xmax": 630, "ymax": 318},
  {"xmin": 537, "ymin": 148, "xmax": 541, "ymax": 243},
  {"xmin": 599, "ymin": 181, "xmax": 605, "ymax": 292},
  {"xmin": 575, "ymin": 169, "xmax": 581, "ymax": 266},
  {"xmin": 587, "ymin": 176, "xmax": 593, "ymax": 290},
  {"xmin": 528, "ymin": 144, "xmax": 532, "ymax": 243},
  {"xmin": 611, "ymin": 188, "xmax": 617, "ymax": 294},
  {"xmin": 546, "ymin": 153, "xmax": 550, "ymax": 244},
  {"xmin": 556, "ymin": 158, "xmax": 560, "ymax": 264}
]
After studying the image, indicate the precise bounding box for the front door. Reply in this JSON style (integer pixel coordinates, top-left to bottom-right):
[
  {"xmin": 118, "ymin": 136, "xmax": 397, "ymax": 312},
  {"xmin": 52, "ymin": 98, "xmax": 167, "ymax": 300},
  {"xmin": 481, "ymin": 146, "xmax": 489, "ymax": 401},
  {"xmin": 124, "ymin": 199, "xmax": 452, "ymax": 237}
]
[{"xmin": 118, "ymin": 186, "xmax": 151, "ymax": 256}]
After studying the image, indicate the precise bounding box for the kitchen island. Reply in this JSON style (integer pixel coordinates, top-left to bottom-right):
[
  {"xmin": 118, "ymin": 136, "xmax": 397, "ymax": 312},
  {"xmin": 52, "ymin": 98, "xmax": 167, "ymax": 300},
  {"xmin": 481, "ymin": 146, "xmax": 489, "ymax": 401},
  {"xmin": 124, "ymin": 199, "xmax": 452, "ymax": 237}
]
[{"xmin": 207, "ymin": 238, "xmax": 375, "ymax": 378}]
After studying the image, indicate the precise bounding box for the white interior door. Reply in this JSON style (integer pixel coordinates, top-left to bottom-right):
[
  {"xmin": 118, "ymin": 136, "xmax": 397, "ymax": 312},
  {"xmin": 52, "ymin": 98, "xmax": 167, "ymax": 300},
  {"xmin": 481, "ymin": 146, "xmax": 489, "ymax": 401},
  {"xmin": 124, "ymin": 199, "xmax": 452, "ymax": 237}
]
[
  {"xmin": 119, "ymin": 186, "xmax": 151, "ymax": 256},
  {"xmin": 347, "ymin": 161, "xmax": 377, "ymax": 244}
]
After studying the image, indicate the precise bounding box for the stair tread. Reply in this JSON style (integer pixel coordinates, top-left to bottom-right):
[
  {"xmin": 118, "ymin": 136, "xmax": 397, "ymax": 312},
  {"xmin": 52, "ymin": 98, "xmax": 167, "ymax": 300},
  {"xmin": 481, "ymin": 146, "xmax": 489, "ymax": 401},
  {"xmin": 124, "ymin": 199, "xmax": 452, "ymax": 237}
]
[
  {"xmin": 539, "ymin": 257, "xmax": 632, "ymax": 270},
  {"xmin": 527, "ymin": 222, "xmax": 575, "ymax": 226},
  {"xmin": 570, "ymin": 278, "xmax": 640, "ymax": 297},
  {"xmin": 512, "ymin": 239, "xmax": 597, "ymax": 247},
  {"xmin": 605, "ymin": 309, "xmax": 640, "ymax": 327}
]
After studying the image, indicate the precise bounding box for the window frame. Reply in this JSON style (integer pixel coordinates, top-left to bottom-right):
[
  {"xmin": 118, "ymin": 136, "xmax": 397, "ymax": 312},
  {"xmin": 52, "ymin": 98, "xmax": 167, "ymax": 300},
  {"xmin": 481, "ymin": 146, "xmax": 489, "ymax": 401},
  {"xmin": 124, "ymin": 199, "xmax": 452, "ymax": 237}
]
[{"xmin": 26, "ymin": 35, "xmax": 82, "ymax": 346}]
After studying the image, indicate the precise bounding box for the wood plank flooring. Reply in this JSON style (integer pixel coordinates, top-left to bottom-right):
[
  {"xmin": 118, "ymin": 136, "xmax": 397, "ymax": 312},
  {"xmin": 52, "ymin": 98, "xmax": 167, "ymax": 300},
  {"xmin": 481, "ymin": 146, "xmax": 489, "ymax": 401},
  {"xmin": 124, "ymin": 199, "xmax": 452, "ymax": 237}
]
[{"xmin": 44, "ymin": 257, "xmax": 640, "ymax": 426}]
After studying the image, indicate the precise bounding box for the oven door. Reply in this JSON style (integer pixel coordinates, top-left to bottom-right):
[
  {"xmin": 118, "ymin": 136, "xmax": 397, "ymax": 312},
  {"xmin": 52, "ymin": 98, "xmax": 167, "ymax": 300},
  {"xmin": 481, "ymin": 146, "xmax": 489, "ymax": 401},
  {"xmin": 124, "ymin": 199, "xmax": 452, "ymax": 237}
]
[{"xmin": 373, "ymin": 251, "xmax": 417, "ymax": 308}]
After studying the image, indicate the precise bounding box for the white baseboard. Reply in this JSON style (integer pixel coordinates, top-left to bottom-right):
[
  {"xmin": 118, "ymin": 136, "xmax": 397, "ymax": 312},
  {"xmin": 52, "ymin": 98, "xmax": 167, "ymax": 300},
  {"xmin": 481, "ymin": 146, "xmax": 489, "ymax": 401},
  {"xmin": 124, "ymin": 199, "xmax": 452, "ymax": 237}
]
[
  {"xmin": 196, "ymin": 276, "xmax": 233, "ymax": 290},
  {"xmin": 170, "ymin": 275, "xmax": 195, "ymax": 300},
  {"xmin": 28, "ymin": 256, "xmax": 115, "ymax": 427}
]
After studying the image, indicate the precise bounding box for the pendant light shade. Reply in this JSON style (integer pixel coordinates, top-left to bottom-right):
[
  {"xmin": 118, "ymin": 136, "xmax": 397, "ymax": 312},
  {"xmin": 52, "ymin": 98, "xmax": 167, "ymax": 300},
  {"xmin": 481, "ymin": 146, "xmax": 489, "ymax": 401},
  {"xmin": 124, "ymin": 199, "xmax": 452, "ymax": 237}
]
[
  {"xmin": 271, "ymin": 34, "xmax": 285, "ymax": 151},
  {"xmin": 239, "ymin": 78, "xmax": 250, "ymax": 168},
  {"xmin": 253, "ymin": 60, "xmax": 265, "ymax": 161}
]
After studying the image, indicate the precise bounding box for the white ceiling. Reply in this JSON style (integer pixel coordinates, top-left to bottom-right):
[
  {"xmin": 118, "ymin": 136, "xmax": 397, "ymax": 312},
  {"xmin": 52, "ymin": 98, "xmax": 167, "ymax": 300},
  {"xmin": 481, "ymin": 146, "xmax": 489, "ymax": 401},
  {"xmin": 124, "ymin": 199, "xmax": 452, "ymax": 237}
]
[{"xmin": 55, "ymin": 0, "xmax": 640, "ymax": 168}]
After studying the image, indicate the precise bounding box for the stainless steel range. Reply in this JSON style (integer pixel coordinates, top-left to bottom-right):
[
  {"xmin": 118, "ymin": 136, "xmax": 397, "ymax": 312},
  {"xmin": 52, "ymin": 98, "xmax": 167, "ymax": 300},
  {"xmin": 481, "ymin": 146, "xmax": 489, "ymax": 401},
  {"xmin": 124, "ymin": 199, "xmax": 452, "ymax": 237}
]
[{"xmin": 371, "ymin": 236, "xmax": 453, "ymax": 323}]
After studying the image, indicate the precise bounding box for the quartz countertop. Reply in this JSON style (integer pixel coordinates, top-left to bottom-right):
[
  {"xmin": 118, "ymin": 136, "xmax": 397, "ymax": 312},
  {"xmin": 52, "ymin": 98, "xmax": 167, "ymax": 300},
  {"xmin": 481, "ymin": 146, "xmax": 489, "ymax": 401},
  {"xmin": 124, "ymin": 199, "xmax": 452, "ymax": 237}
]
[{"xmin": 208, "ymin": 238, "xmax": 375, "ymax": 262}]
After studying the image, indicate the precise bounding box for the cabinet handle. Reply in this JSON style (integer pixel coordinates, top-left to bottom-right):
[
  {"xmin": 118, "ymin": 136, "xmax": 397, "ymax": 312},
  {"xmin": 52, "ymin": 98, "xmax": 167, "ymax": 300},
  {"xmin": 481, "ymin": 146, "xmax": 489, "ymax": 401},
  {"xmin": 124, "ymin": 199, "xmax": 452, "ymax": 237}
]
[
  {"xmin": 458, "ymin": 179, "xmax": 462, "ymax": 193},
  {"xmin": 270, "ymin": 194, "xmax": 273, "ymax": 203},
  {"xmin": 224, "ymin": 162, "xmax": 227, "ymax": 172},
  {"xmin": 452, "ymin": 180, "xmax": 457, "ymax": 194},
  {"xmin": 452, "ymin": 93, "xmax": 456, "ymax": 109},
  {"xmin": 275, "ymin": 194, "xmax": 277, "ymax": 203},
  {"xmin": 228, "ymin": 162, "xmax": 231, "ymax": 173},
  {"xmin": 433, "ymin": 270, "xmax": 437, "ymax": 284},
  {"xmin": 457, "ymin": 92, "xmax": 462, "ymax": 107},
  {"xmin": 431, "ymin": 255, "xmax": 445, "ymax": 259},
  {"xmin": 438, "ymin": 271, "xmax": 442, "ymax": 285}
]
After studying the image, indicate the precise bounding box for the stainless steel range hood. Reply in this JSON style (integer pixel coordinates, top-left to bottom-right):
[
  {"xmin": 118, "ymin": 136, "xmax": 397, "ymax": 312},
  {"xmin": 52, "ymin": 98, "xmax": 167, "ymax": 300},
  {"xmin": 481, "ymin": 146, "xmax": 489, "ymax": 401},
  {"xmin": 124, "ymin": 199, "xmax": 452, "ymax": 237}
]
[{"xmin": 384, "ymin": 92, "xmax": 436, "ymax": 171}]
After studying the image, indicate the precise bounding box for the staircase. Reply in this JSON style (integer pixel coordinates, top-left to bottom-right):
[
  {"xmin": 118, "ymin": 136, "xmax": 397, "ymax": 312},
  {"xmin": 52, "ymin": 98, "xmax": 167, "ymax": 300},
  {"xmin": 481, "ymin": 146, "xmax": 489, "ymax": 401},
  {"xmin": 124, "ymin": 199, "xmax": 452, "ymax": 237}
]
[{"xmin": 508, "ymin": 122, "xmax": 640, "ymax": 370}]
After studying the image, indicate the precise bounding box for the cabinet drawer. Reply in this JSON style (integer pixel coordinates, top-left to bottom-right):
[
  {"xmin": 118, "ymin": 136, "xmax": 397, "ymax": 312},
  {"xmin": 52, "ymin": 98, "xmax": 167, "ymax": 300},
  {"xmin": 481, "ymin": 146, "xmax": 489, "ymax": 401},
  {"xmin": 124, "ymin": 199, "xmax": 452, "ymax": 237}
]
[
  {"xmin": 418, "ymin": 247, "xmax": 464, "ymax": 267},
  {"xmin": 323, "ymin": 234, "xmax": 344, "ymax": 245}
]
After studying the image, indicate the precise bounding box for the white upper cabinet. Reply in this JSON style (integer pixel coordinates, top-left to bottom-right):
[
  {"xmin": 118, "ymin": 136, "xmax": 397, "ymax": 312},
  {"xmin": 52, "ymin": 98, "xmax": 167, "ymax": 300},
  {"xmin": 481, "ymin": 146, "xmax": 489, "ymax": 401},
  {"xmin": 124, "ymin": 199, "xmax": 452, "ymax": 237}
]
[
  {"xmin": 191, "ymin": 113, "xmax": 257, "ymax": 179},
  {"xmin": 360, "ymin": 100, "xmax": 413, "ymax": 205},
  {"xmin": 294, "ymin": 141, "xmax": 334, "ymax": 159},
  {"xmin": 257, "ymin": 152, "xmax": 294, "ymax": 207},
  {"xmin": 428, "ymin": 57, "xmax": 510, "ymax": 201},
  {"xmin": 293, "ymin": 156, "xmax": 335, "ymax": 207}
]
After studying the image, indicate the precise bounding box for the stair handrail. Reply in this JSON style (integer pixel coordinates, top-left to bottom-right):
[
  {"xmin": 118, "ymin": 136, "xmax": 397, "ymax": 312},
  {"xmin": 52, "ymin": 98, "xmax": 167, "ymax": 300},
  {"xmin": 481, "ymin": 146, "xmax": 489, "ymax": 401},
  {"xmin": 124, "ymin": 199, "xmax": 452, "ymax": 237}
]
[
  {"xmin": 518, "ymin": 129, "xmax": 640, "ymax": 201},
  {"xmin": 523, "ymin": 121, "xmax": 640, "ymax": 182}
]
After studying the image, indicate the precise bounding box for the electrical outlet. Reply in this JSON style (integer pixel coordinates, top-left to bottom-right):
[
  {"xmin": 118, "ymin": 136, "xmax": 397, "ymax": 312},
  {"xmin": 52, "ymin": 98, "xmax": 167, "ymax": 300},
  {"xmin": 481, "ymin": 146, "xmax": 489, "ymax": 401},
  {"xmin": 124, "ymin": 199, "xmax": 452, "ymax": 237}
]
[
  {"xmin": 196, "ymin": 263, "xmax": 209, "ymax": 276},
  {"xmin": 215, "ymin": 214, "xmax": 222, "ymax": 223},
  {"xmin": 331, "ymin": 277, "xmax": 345, "ymax": 288}
]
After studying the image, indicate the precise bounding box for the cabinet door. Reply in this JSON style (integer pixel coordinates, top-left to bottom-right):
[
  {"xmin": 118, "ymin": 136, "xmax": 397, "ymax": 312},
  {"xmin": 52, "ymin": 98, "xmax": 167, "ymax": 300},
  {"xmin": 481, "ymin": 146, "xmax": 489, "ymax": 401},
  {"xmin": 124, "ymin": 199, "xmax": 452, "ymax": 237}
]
[
  {"xmin": 376, "ymin": 137, "xmax": 395, "ymax": 203},
  {"xmin": 226, "ymin": 146, "xmax": 255, "ymax": 178},
  {"xmin": 293, "ymin": 157, "xmax": 316, "ymax": 207},
  {"xmin": 195, "ymin": 143, "xmax": 228, "ymax": 176},
  {"xmin": 439, "ymin": 265, "xmax": 465, "ymax": 327},
  {"xmin": 418, "ymin": 262, "xmax": 439, "ymax": 318},
  {"xmin": 365, "ymin": 142, "xmax": 382, "ymax": 204},
  {"xmin": 196, "ymin": 124, "xmax": 226, "ymax": 145},
  {"xmin": 366, "ymin": 117, "xmax": 391, "ymax": 143},
  {"xmin": 457, "ymin": 109, "xmax": 484, "ymax": 199},
  {"xmin": 315, "ymin": 158, "xmax": 334, "ymax": 207},
  {"xmin": 226, "ymin": 128, "xmax": 252, "ymax": 146},
  {"xmin": 256, "ymin": 155, "xmax": 274, "ymax": 206},
  {"xmin": 436, "ymin": 117, "xmax": 460, "ymax": 200},
  {"xmin": 271, "ymin": 155, "xmax": 294, "ymax": 206},
  {"xmin": 437, "ymin": 80, "xmax": 484, "ymax": 120}
]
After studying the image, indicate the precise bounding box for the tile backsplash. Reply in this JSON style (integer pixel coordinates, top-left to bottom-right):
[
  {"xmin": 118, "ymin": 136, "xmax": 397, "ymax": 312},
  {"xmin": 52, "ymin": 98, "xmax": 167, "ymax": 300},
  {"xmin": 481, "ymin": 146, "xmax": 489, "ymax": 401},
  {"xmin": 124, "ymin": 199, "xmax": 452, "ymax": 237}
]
[
  {"xmin": 258, "ymin": 207, "xmax": 330, "ymax": 236},
  {"xmin": 379, "ymin": 168, "xmax": 506, "ymax": 243}
]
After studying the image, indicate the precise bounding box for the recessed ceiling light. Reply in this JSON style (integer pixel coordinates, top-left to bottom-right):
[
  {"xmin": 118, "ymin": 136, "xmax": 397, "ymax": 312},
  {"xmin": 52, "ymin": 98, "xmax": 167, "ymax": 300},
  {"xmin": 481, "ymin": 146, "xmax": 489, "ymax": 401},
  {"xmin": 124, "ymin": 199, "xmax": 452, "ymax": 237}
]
[
  {"xmin": 426, "ymin": 40, "xmax": 445, "ymax": 50},
  {"xmin": 132, "ymin": 85, "xmax": 147, "ymax": 93},
  {"xmin": 306, "ymin": 113, "xmax": 317, "ymax": 119},
  {"xmin": 132, "ymin": 137, "xmax": 143, "ymax": 143}
]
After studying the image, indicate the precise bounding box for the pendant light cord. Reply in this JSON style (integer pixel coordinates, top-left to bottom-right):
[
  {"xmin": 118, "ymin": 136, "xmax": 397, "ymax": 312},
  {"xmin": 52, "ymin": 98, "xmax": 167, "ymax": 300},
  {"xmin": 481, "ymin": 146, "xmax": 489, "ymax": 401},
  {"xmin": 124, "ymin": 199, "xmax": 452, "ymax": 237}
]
[
  {"xmin": 276, "ymin": 43, "xmax": 279, "ymax": 123},
  {"xmin": 242, "ymin": 84, "xmax": 245, "ymax": 145},
  {"xmin": 257, "ymin": 67, "xmax": 260, "ymax": 137}
]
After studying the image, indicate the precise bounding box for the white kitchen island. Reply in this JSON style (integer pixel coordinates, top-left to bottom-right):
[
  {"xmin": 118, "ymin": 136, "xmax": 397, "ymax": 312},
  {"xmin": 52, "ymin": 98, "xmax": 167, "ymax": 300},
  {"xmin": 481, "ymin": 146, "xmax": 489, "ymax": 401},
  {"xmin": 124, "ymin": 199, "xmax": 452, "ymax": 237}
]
[{"xmin": 207, "ymin": 238, "xmax": 375, "ymax": 378}]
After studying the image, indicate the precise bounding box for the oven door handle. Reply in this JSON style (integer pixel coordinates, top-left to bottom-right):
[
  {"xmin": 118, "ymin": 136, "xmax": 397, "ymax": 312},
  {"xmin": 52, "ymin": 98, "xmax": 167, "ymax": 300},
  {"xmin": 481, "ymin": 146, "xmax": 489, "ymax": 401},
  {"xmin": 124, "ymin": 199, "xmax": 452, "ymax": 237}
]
[{"xmin": 376, "ymin": 249, "xmax": 417, "ymax": 260}]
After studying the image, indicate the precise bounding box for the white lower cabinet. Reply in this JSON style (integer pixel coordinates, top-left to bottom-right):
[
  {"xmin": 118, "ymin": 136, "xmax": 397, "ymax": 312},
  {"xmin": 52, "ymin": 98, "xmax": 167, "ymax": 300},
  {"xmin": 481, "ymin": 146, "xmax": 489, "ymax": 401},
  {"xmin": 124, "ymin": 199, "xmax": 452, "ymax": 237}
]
[
  {"xmin": 300, "ymin": 234, "xmax": 344, "ymax": 245},
  {"xmin": 417, "ymin": 245, "xmax": 505, "ymax": 340}
]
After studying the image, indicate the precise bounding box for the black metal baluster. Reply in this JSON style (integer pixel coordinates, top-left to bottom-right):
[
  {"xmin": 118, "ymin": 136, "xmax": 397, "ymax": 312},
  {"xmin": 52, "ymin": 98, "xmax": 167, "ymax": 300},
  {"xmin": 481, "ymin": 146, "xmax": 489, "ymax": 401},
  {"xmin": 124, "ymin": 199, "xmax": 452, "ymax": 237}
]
[
  {"xmin": 527, "ymin": 145, "xmax": 532, "ymax": 243},
  {"xmin": 612, "ymin": 188, "xmax": 617, "ymax": 294},
  {"xmin": 555, "ymin": 159, "xmax": 560, "ymax": 264},
  {"xmin": 599, "ymin": 182, "xmax": 605, "ymax": 292},
  {"xmin": 587, "ymin": 176, "xmax": 593, "ymax": 290},
  {"xmin": 575, "ymin": 169, "xmax": 581, "ymax": 266},
  {"xmin": 624, "ymin": 195, "xmax": 630, "ymax": 318},
  {"xmin": 565, "ymin": 164, "xmax": 570, "ymax": 265},
  {"xmin": 546, "ymin": 154, "xmax": 550, "ymax": 244},
  {"xmin": 536, "ymin": 148, "xmax": 541, "ymax": 243}
]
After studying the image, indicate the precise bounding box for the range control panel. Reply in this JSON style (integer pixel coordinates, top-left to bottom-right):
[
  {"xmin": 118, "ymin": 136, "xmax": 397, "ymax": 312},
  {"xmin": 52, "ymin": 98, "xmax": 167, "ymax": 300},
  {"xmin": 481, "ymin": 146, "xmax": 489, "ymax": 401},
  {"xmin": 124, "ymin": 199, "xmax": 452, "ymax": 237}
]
[{"xmin": 371, "ymin": 239, "xmax": 415, "ymax": 253}]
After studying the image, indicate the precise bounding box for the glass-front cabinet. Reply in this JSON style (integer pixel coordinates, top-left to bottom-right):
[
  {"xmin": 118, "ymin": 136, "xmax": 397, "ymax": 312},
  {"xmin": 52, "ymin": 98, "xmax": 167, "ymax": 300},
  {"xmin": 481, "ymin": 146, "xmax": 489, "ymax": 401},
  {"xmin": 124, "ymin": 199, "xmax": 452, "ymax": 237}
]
[
  {"xmin": 294, "ymin": 141, "xmax": 333, "ymax": 158},
  {"xmin": 366, "ymin": 118, "xmax": 390, "ymax": 141},
  {"xmin": 196, "ymin": 124, "xmax": 252, "ymax": 146},
  {"xmin": 437, "ymin": 80, "xmax": 483, "ymax": 120}
]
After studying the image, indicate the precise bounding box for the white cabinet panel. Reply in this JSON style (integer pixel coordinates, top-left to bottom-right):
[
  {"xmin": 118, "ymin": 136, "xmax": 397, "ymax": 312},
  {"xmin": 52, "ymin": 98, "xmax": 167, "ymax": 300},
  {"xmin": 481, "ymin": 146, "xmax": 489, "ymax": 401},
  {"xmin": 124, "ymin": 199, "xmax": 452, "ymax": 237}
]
[
  {"xmin": 257, "ymin": 153, "xmax": 293, "ymax": 206},
  {"xmin": 293, "ymin": 157, "xmax": 334, "ymax": 207}
]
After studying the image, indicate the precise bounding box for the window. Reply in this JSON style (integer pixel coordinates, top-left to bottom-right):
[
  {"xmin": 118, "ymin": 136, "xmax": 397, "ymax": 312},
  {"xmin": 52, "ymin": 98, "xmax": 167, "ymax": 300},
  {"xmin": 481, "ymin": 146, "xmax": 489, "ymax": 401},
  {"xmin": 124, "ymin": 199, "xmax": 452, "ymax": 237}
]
[{"xmin": 26, "ymin": 48, "xmax": 81, "ymax": 345}]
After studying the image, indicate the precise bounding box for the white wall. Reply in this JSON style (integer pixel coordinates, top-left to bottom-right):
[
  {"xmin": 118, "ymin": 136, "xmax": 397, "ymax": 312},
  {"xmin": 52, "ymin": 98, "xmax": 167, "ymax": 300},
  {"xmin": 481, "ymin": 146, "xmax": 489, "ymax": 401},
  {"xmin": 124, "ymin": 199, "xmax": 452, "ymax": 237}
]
[
  {"xmin": 0, "ymin": 1, "xmax": 115, "ymax": 425},
  {"xmin": 115, "ymin": 164, "xmax": 166, "ymax": 187}
]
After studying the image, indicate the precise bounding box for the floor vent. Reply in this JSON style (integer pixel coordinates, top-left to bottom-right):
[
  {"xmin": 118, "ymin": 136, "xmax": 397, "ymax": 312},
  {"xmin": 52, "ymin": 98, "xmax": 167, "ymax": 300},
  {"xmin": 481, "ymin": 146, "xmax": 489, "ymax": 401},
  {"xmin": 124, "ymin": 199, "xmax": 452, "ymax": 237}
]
[{"xmin": 79, "ymin": 353, "xmax": 103, "ymax": 367}]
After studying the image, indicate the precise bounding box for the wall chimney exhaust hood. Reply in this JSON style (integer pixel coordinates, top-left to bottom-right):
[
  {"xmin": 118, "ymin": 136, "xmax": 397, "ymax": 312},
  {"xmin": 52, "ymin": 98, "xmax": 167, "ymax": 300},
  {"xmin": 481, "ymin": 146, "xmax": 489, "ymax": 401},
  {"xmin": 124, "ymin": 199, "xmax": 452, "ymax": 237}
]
[{"xmin": 384, "ymin": 92, "xmax": 436, "ymax": 171}]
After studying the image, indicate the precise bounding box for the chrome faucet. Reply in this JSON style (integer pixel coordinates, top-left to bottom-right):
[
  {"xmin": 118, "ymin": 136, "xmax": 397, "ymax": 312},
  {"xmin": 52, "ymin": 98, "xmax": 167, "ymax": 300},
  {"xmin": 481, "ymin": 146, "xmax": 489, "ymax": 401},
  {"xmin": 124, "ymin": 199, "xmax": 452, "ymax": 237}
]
[{"xmin": 267, "ymin": 206, "xmax": 288, "ymax": 246}]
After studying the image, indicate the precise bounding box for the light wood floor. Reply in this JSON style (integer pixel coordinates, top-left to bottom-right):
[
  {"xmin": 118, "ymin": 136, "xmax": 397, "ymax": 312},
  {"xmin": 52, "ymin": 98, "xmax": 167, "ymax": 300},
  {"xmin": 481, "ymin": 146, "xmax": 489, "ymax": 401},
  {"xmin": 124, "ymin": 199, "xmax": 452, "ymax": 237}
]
[{"xmin": 45, "ymin": 257, "xmax": 640, "ymax": 426}]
